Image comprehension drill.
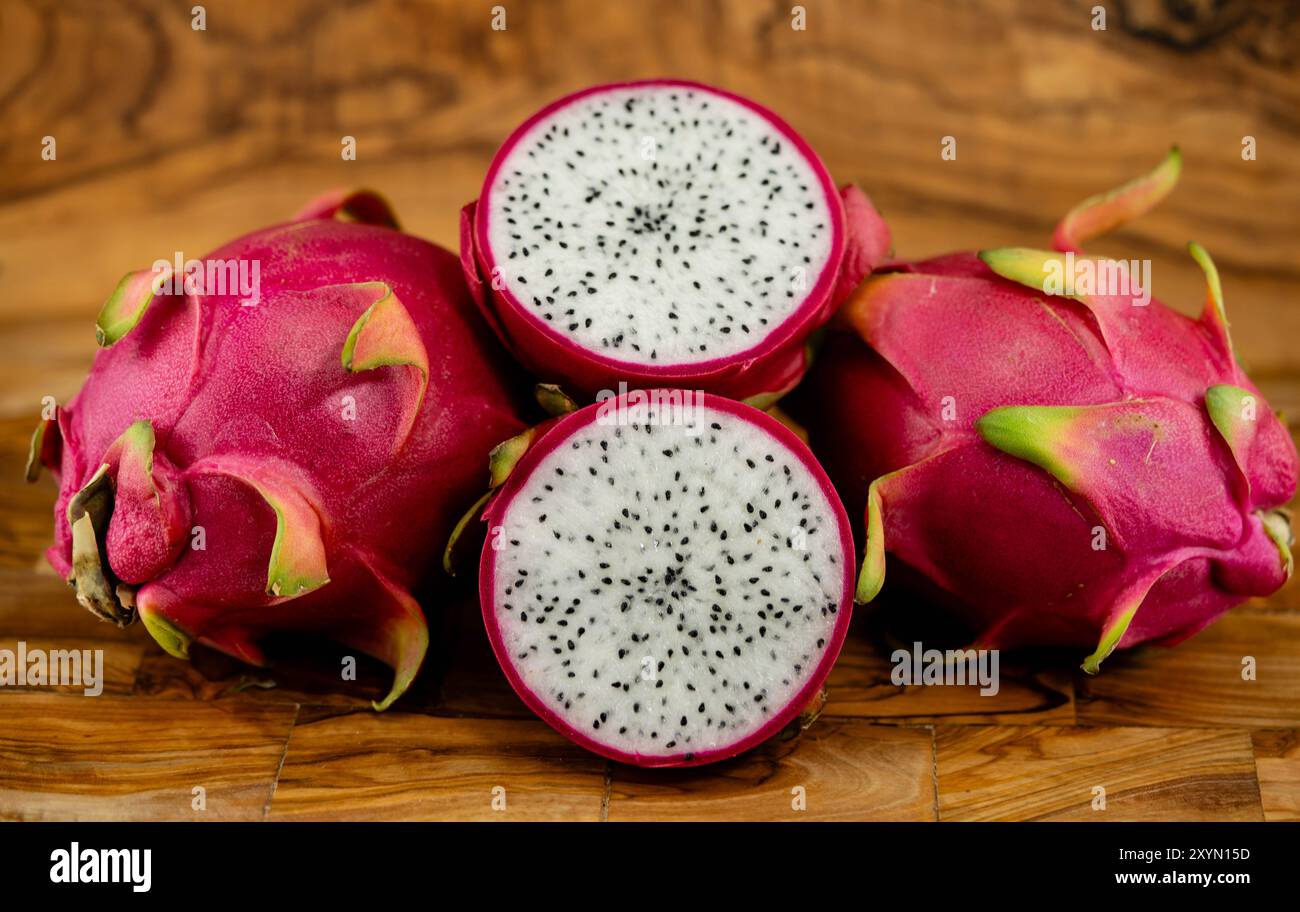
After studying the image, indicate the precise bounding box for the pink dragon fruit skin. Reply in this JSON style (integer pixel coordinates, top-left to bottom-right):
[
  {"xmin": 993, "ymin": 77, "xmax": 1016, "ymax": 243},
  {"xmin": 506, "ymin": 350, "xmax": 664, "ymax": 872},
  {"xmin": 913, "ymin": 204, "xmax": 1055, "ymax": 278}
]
[
  {"xmin": 459, "ymin": 79, "xmax": 890, "ymax": 404},
  {"xmin": 795, "ymin": 150, "xmax": 1297, "ymax": 671},
  {"xmin": 27, "ymin": 191, "xmax": 527, "ymax": 708}
]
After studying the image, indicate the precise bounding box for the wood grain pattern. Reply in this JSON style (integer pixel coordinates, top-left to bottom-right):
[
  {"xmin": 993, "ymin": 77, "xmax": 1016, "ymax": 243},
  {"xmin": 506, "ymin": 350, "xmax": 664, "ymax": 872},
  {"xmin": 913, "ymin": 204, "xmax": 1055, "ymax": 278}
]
[
  {"xmin": 1251, "ymin": 730, "xmax": 1300, "ymax": 822},
  {"xmin": 1, "ymin": 416, "xmax": 61, "ymax": 569},
  {"xmin": 0, "ymin": 570, "xmax": 122, "ymax": 636},
  {"xmin": 936, "ymin": 725, "xmax": 1263, "ymax": 822},
  {"xmin": 0, "ymin": 568, "xmax": 149, "ymax": 696},
  {"xmin": 1076, "ymin": 612, "xmax": 1300, "ymax": 728},
  {"xmin": 0, "ymin": 637, "xmax": 143, "ymax": 697},
  {"xmin": 131, "ymin": 640, "xmax": 390, "ymax": 708},
  {"xmin": 606, "ymin": 720, "xmax": 935, "ymax": 821},
  {"xmin": 2, "ymin": 1, "xmax": 1298, "ymax": 366},
  {"xmin": 0, "ymin": 693, "xmax": 296, "ymax": 821},
  {"xmin": 131, "ymin": 587, "xmax": 528, "ymax": 714},
  {"xmin": 269, "ymin": 709, "xmax": 608, "ymax": 821},
  {"xmin": 0, "ymin": 0, "xmax": 1297, "ymax": 821},
  {"xmin": 825, "ymin": 614, "xmax": 1077, "ymax": 725}
]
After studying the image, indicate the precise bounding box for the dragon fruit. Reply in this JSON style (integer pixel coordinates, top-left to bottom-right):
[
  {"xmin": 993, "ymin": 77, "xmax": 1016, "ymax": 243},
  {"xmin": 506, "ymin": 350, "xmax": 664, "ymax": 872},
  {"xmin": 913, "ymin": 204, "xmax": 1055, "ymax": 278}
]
[
  {"xmin": 459, "ymin": 79, "xmax": 889, "ymax": 404},
  {"xmin": 27, "ymin": 190, "xmax": 527, "ymax": 708},
  {"xmin": 476, "ymin": 390, "xmax": 854, "ymax": 766},
  {"xmin": 795, "ymin": 149, "xmax": 1297, "ymax": 671}
]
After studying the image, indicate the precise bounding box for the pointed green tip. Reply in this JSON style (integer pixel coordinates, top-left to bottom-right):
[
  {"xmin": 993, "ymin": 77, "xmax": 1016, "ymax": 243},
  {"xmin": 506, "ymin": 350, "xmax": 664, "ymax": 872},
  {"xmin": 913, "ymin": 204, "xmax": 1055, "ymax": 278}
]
[
  {"xmin": 1081, "ymin": 605, "xmax": 1138, "ymax": 675},
  {"xmin": 855, "ymin": 477, "xmax": 889, "ymax": 604},
  {"xmin": 25, "ymin": 420, "xmax": 50, "ymax": 483},
  {"xmin": 265, "ymin": 490, "xmax": 330, "ymax": 598},
  {"xmin": 140, "ymin": 607, "xmax": 191, "ymax": 659},
  {"xmin": 534, "ymin": 383, "xmax": 579, "ymax": 417},
  {"xmin": 976, "ymin": 405, "xmax": 1081, "ymax": 487},
  {"xmin": 372, "ymin": 617, "xmax": 429, "ymax": 712},
  {"xmin": 1205, "ymin": 384, "xmax": 1255, "ymax": 456},
  {"xmin": 1188, "ymin": 241, "xmax": 1235, "ymax": 366},
  {"xmin": 488, "ymin": 427, "xmax": 541, "ymax": 489},
  {"xmin": 341, "ymin": 283, "xmax": 427, "ymax": 377},
  {"xmin": 743, "ymin": 389, "xmax": 785, "ymax": 412},
  {"xmin": 1188, "ymin": 241, "xmax": 1224, "ymax": 319},
  {"xmin": 1159, "ymin": 145, "xmax": 1183, "ymax": 186},
  {"xmin": 978, "ymin": 248, "xmax": 1081, "ymax": 300},
  {"xmin": 1260, "ymin": 510, "xmax": 1294, "ymax": 579},
  {"xmin": 341, "ymin": 283, "xmax": 429, "ymax": 448},
  {"xmin": 340, "ymin": 287, "xmax": 371, "ymax": 368},
  {"xmin": 340, "ymin": 308, "xmax": 366, "ymax": 372},
  {"xmin": 96, "ymin": 268, "xmax": 168, "ymax": 348},
  {"xmin": 1052, "ymin": 146, "xmax": 1182, "ymax": 251},
  {"xmin": 442, "ymin": 489, "xmax": 494, "ymax": 577},
  {"xmin": 201, "ymin": 463, "xmax": 331, "ymax": 600},
  {"xmin": 855, "ymin": 558, "xmax": 883, "ymax": 604},
  {"xmin": 115, "ymin": 419, "xmax": 156, "ymax": 461}
]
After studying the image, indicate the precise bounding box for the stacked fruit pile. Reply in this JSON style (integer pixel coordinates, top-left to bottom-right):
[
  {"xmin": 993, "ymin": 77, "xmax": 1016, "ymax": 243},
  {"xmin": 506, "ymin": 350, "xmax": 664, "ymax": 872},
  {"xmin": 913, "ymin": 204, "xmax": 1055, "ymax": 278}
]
[{"xmin": 28, "ymin": 81, "xmax": 1295, "ymax": 766}]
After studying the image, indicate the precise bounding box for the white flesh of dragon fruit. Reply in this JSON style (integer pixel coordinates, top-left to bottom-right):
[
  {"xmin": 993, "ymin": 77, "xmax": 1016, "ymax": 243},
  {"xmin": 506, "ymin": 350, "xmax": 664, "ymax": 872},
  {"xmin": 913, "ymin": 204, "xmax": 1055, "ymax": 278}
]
[
  {"xmin": 480, "ymin": 395, "xmax": 854, "ymax": 766},
  {"xmin": 482, "ymin": 82, "xmax": 839, "ymax": 365}
]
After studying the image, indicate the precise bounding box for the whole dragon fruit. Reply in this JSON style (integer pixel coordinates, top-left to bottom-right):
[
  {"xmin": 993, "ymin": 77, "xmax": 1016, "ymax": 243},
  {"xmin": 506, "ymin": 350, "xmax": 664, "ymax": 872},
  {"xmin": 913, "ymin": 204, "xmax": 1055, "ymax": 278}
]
[
  {"xmin": 26, "ymin": 190, "xmax": 527, "ymax": 708},
  {"xmin": 459, "ymin": 79, "xmax": 889, "ymax": 404},
  {"xmin": 795, "ymin": 150, "xmax": 1297, "ymax": 671}
]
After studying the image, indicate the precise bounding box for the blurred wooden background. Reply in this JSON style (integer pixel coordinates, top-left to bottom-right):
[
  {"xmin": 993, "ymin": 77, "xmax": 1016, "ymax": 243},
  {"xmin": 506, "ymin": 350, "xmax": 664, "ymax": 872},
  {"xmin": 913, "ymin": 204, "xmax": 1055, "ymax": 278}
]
[{"xmin": 1, "ymin": 0, "xmax": 1298, "ymax": 821}]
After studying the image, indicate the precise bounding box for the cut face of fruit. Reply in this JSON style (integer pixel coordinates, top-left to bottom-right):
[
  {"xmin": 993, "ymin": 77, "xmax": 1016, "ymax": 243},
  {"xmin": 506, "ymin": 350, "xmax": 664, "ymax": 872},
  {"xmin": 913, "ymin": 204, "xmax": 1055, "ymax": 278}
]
[
  {"xmin": 479, "ymin": 392, "xmax": 854, "ymax": 766},
  {"xmin": 475, "ymin": 80, "xmax": 844, "ymax": 371}
]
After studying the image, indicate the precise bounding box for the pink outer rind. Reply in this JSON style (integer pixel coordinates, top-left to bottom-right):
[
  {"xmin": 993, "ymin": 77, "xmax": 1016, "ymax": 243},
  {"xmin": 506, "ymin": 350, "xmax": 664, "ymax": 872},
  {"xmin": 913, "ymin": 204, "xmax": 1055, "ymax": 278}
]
[
  {"xmin": 469, "ymin": 79, "xmax": 848, "ymax": 400},
  {"xmin": 793, "ymin": 249, "xmax": 1297, "ymax": 659},
  {"xmin": 46, "ymin": 211, "xmax": 530, "ymax": 707},
  {"xmin": 478, "ymin": 391, "xmax": 856, "ymax": 768}
]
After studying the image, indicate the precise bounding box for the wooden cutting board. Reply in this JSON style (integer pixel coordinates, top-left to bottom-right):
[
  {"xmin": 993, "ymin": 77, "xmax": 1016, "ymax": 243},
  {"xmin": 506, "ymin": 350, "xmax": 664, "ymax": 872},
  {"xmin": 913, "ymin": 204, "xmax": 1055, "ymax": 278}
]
[{"xmin": 1, "ymin": 0, "xmax": 1297, "ymax": 821}]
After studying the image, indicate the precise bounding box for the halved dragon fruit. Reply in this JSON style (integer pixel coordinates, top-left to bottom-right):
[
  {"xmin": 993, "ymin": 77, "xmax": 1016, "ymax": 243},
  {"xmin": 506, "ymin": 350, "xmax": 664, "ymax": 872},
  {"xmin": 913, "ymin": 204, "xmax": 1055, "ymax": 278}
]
[
  {"xmin": 477, "ymin": 391, "xmax": 854, "ymax": 766},
  {"xmin": 460, "ymin": 79, "xmax": 889, "ymax": 404},
  {"xmin": 794, "ymin": 150, "xmax": 1298, "ymax": 671},
  {"xmin": 27, "ymin": 191, "xmax": 527, "ymax": 708}
]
